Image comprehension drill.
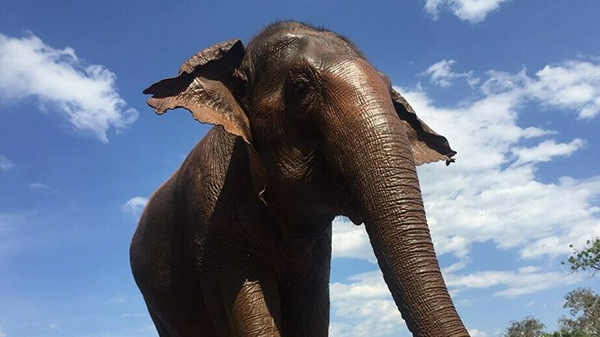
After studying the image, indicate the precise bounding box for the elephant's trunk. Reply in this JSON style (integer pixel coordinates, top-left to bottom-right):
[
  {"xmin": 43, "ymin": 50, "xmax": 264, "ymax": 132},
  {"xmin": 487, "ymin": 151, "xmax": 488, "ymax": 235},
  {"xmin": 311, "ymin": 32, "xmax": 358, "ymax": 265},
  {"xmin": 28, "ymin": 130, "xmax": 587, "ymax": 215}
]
[{"xmin": 322, "ymin": 59, "xmax": 469, "ymax": 336}]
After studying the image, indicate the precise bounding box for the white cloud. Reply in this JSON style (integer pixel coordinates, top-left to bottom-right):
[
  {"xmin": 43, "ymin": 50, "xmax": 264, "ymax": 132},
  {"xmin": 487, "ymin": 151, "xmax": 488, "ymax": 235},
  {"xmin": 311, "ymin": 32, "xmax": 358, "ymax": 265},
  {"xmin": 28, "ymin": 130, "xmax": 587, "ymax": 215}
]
[
  {"xmin": 48, "ymin": 323, "xmax": 62, "ymax": 332},
  {"xmin": 330, "ymin": 271, "xmax": 405, "ymax": 337},
  {"xmin": 122, "ymin": 197, "xmax": 148, "ymax": 218},
  {"xmin": 396, "ymin": 58, "xmax": 600, "ymax": 262},
  {"xmin": 469, "ymin": 328, "xmax": 488, "ymax": 337},
  {"xmin": 141, "ymin": 324, "xmax": 157, "ymax": 332},
  {"xmin": 443, "ymin": 266, "xmax": 581, "ymax": 298},
  {"xmin": 29, "ymin": 182, "xmax": 49, "ymax": 190},
  {"xmin": 410, "ymin": 86, "xmax": 600, "ymax": 258},
  {"xmin": 111, "ymin": 294, "xmax": 129, "ymax": 304},
  {"xmin": 482, "ymin": 61, "xmax": 600, "ymax": 119},
  {"xmin": 511, "ymin": 139, "xmax": 585, "ymax": 166},
  {"xmin": 28, "ymin": 182, "xmax": 59, "ymax": 194},
  {"xmin": 422, "ymin": 59, "xmax": 478, "ymax": 87},
  {"xmin": 0, "ymin": 154, "xmax": 15, "ymax": 171},
  {"xmin": 329, "ymin": 269, "xmax": 495, "ymax": 336},
  {"xmin": 29, "ymin": 182, "xmax": 50, "ymax": 190},
  {"xmin": 0, "ymin": 33, "xmax": 138, "ymax": 143},
  {"xmin": 0, "ymin": 325, "xmax": 6, "ymax": 337},
  {"xmin": 329, "ymin": 267, "xmax": 578, "ymax": 336},
  {"xmin": 424, "ymin": 0, "xmax": 511, "ymax": 23},
  {"xmin": 332, "ymin": 217, "xmax": 376, "ymax": 262}
]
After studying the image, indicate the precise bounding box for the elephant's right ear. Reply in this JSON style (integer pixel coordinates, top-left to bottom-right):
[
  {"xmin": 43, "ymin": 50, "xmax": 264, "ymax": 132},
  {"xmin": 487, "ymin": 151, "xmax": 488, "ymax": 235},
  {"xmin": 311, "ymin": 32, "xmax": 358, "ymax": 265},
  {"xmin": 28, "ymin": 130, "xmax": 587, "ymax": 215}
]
[
  {"xmin": 144, "ymin": 40, "xmax": 267, "ymax": 201},
  {"xmin": 391, "ymin": 89, "xmax": 457, "ymax": 166},
  {"xmin": 143, "ymin": 39, "xmax": 252, "ymax": 144}
]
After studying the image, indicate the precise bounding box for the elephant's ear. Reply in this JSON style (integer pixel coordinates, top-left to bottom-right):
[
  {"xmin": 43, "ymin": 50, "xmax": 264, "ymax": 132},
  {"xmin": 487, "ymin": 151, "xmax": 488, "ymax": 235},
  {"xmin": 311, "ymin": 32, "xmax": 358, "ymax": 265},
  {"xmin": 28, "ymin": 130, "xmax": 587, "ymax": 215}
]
[
  {"xmin": 143, "ymin": 39, "xmax": 251, "ymax": 143},
  {"xmin": 391, "ymin": 89, "xmax": 457, "ymax": 166},
  {"xmin": 143, "ymin": 39, "xmax": 267, "ymax": 200}
]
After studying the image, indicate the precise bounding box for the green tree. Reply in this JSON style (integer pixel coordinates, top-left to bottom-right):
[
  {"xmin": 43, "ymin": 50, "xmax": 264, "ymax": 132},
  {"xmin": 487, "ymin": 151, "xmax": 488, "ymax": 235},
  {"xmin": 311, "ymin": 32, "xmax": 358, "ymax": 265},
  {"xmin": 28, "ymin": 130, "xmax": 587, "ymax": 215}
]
[
  {"xmin": 562, "ymin": 239, "xmax": 600, "ymax": 336},
  {"xmin": 503, "ymin": 242, "xmax": 600, "ymax": 337},
  {"xmin": 558, "ymin": 288, "xmax": 600, "ymax": 336},
  {"xmin": 504, "ymin": 316, "xmax": 547, "ymax": 337},
  {"xmin": 564, "ymin": 238, "xmax": 600, "ymax": 275},
  {"xmin": 502, "ymin": 315, "xmax": 594, "ymax": 337}
]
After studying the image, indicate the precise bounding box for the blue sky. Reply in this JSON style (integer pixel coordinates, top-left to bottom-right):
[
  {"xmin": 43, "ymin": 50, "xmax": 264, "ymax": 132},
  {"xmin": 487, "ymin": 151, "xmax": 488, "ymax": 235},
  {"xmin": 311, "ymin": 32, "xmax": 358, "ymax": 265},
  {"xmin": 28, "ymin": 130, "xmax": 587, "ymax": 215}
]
[{"xmin": 1, "ymin": 1, "xmax": 599, "ymax": 336}]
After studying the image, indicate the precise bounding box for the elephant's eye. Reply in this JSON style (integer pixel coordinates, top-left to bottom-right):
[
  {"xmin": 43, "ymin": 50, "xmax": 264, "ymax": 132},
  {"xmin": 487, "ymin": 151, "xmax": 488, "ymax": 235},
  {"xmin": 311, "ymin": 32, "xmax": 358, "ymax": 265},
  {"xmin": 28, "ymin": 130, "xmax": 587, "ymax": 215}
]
[{"xmin": 292, "ymin": 78, "xmax": 309, "ymax": 94}]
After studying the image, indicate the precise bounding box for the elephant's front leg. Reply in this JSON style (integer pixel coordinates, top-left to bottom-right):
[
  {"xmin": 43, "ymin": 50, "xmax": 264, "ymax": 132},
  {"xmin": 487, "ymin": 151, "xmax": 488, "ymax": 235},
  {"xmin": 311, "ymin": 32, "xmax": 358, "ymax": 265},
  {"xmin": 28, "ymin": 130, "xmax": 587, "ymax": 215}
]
[
  {"xmin": 201, "ymin": 249, "xmax": 282, "ymax": 337},
  {"xmin": 230, "ymin": 277, "xmax": 282, "ymax": 337},
  {"xmin": 279, "ymin": 232, "xmax": 332, "ymax": 337}
]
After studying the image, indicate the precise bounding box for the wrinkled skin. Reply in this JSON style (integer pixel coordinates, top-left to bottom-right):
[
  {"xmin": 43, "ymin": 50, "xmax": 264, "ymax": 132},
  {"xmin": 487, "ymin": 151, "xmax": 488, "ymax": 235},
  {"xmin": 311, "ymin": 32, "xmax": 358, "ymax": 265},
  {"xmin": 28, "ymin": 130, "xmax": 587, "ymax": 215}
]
[{"xmin": 131, "ymin": 21, "xmax": 469, "ymax": 337}]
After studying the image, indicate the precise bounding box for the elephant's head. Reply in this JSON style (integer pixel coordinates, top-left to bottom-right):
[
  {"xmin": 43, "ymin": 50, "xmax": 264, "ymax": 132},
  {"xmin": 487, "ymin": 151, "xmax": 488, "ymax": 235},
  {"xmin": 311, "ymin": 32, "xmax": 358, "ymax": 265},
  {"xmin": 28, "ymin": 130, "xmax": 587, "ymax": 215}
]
[{"xmin": 143, "ymin": 22, "xmax": 468, "ymax": 336}]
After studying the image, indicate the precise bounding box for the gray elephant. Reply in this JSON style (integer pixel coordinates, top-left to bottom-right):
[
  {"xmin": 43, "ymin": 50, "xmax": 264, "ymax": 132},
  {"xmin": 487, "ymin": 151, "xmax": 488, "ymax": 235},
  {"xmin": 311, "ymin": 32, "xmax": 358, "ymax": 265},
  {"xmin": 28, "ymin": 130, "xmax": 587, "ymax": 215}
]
[{"xmin": 130, "ymin": 21, "xmax": 469, "ymax": 336}]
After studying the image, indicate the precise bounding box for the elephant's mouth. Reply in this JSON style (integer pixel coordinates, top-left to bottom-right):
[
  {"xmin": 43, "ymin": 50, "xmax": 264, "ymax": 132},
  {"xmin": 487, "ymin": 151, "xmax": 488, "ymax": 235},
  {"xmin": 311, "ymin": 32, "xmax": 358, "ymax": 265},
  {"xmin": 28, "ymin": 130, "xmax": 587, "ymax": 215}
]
[
  {"xmin": 330, "ymin": 170, "xmax": 364, "ymax": 226},
  {"xmin": 345, "ymin": 210, "xmax": 363, "ymax": 226},
  {"xmin": 339, "ymin": 190, "xmax": 363, "ymax": 226}
]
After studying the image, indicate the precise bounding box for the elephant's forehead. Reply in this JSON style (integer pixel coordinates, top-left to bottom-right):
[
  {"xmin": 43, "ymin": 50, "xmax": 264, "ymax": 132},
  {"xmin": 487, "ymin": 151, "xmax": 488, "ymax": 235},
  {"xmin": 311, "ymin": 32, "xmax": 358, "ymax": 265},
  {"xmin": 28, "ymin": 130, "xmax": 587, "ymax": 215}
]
[{"xmin": 257, "ymin": 32, "xmax": 363, "ymax": 63}]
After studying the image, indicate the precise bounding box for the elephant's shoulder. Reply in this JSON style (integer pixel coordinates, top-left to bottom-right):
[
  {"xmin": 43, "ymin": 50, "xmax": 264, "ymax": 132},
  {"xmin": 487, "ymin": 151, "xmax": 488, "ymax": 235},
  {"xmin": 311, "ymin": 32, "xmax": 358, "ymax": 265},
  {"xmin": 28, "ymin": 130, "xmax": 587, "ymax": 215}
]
[
  {"xmin": 184, "ymin": 126, "xmax": 249, "ymax": 180},
  {"xmin": 174, "ymin": 126, "xmax": 254, "ymax": 210}
]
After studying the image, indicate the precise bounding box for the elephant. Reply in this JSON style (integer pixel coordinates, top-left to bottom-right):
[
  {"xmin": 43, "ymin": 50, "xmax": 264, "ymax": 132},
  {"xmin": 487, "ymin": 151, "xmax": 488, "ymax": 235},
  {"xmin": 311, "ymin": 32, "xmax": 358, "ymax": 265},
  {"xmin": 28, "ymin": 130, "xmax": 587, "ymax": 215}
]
[{"xmin": 130, "ymin": 21, "xmax": 469, "ymax": 337}]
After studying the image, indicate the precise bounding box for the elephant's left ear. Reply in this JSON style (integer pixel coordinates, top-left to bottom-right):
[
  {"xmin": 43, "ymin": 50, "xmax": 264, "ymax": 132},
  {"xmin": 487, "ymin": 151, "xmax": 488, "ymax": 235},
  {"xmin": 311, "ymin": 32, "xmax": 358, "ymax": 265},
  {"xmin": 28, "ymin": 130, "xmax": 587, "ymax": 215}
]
[{"xmin": 391, "ymin": 89, "xmax": 457, "ymax": 166}]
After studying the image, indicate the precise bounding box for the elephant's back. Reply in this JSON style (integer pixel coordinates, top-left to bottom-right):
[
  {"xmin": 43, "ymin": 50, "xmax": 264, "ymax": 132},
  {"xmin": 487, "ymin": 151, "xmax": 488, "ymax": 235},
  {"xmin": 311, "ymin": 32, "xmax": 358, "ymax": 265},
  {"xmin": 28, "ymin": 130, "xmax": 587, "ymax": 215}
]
[
  {"xmin": 130, "ymin": 174, "xmax": 220, "ymax": 335},
  {"xmin": 130, "ymin": 174, "xmax": 180, "ymax": 294}
]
